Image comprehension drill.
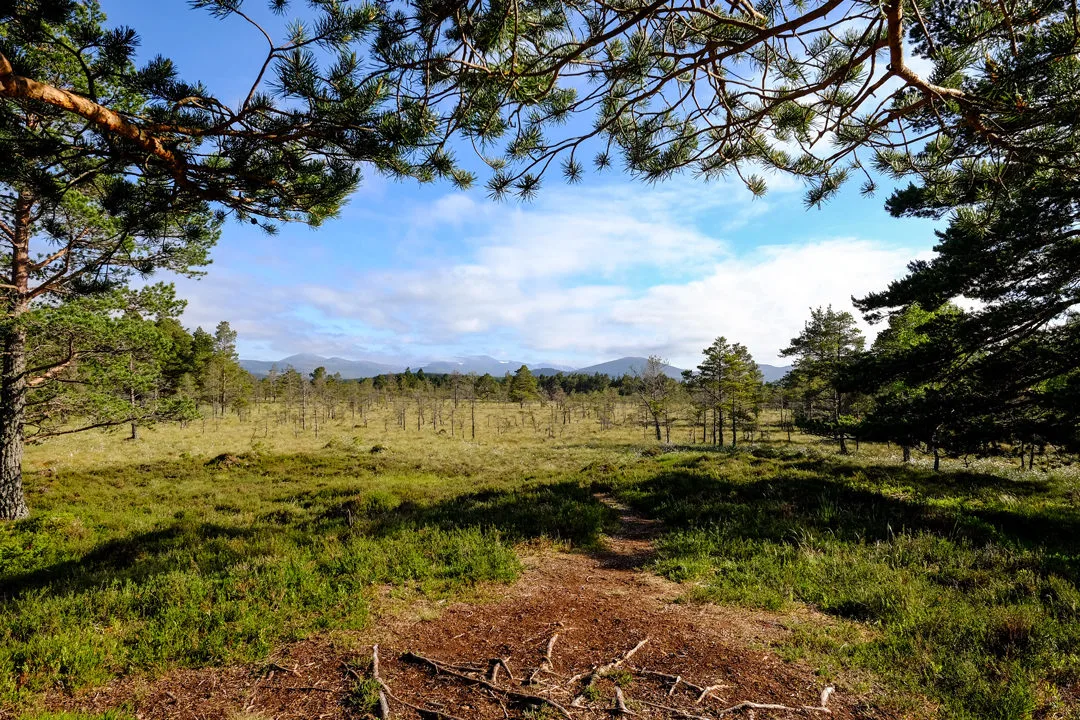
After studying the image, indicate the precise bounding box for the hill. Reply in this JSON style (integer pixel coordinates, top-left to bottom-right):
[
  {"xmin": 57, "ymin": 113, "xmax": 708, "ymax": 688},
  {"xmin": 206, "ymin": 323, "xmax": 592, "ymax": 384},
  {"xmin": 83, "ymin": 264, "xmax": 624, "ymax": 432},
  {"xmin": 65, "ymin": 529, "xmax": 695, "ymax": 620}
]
[{"xmin": 575, "ymin": 356, "xmax": 685, "ymax": 380}]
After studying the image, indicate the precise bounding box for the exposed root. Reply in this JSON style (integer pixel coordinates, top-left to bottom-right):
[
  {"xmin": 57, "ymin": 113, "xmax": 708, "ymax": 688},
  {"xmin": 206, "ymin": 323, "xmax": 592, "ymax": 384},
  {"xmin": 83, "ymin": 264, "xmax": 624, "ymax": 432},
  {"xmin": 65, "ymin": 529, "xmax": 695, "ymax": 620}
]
[
  {"xmin": 345, "ymin": 650, "xmax": 466, "ymax": 720},
  {"xmin": 372, "ymin": 645, "xmax": 391, "ymax": 719},
  {"xmin": 569, "ymin": 638, "xmax": 649, "ymax": 706},
  {"xmin": 636, "ymin": 699, "xmax": 713, "ymax": 719},
  {"xmin": 614, "ymin": 686, "xmax": 635, "ymax": 715},
  {"xmin": 488, "ymin": 657, "xmax": 514, "ymax": 685},
  {"xmin": 695, "ymin": 684, "xmax": 727, "ymax": 704},
  {"xmin": 529, "ymin": 632, "xmax": 561, "ymax": 684},
  {"xmin": 715, "ymin": 699, "xmax": 834, "ymax": 715},
  {"xmin": 402, "ymin": 651, "xmax": 574, "ymax": 720}
]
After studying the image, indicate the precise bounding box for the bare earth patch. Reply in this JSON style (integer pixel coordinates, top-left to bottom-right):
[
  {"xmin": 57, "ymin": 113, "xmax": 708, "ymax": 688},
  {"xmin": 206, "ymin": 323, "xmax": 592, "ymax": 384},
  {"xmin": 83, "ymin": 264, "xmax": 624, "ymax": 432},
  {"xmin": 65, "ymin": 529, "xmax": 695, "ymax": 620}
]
[{"xmin": 42, "ymin": 497, "xmax": 902, "ymax": 719}]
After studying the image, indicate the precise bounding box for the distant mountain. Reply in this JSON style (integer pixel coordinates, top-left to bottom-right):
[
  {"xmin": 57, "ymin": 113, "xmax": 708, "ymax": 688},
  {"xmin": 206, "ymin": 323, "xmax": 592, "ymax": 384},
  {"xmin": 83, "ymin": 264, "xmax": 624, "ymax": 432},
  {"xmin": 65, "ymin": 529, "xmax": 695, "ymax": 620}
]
[
  {"xmin": 241, "ymin": 352, "xmax": 792, "ymax": 382},
  {"xmin": 241, "ymin": 353, "xmax": 568, "ymax": 379},
  {"xmin": 758, "ymin": 364, "xmax": 792, "ymax": 382},
  {"xmin": 240, "ymin": 353, "xmax": 402, "ymax": 378},
  {"xmin": 576, "ymin": 357, "xmax": 685, "ymax": 380},
  {"xmin": 421, "ymin": 355, "xmax": 523, "ymax": 375}
]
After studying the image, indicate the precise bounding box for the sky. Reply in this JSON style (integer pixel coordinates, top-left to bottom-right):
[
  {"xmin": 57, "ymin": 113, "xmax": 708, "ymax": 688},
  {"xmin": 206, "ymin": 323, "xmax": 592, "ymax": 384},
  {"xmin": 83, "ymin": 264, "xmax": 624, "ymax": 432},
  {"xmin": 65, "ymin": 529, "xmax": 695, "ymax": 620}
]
[{"xmin": 100, "ymin": 0, "xmax": 942, "ymax": 369}]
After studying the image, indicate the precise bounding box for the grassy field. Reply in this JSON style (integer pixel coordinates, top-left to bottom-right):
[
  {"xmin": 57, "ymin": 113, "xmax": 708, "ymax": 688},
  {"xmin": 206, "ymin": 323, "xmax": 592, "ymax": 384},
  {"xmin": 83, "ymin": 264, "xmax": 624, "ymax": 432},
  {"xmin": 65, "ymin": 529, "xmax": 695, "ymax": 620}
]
[{"xmin": 4, "ymin": 402, "xmax": 1080, "ymax": 719}]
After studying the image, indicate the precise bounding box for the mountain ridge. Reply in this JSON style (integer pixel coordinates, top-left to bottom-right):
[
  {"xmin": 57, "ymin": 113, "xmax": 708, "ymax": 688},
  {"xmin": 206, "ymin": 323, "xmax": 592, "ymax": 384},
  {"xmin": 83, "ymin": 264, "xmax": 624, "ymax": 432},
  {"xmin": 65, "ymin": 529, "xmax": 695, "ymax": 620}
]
[{"xmin": 240, "ymin": 353, "xmax": 791, "ymax": 381}]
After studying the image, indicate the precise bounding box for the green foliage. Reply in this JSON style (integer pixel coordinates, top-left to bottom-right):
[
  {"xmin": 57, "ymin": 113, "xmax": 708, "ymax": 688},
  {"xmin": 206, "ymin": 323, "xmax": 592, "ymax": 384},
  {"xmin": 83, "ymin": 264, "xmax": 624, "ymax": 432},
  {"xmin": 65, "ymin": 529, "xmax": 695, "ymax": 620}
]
[
  {"xmin": 0, "ymin": 0, "xmax": 454, "ymax": 225},
  {"xmin": 383, "ymin": 0, "xmax": 1080, "ymax": 204},
  {"xmin": 509, "ymin": 365, "xmax": 539, "ymax": 404},
  {"xmin": 0, "ymin": 448, "xmax": 542, "ymax": 705},
  {"xmin": 0, "ymin": 435, "xmax": 624, "ymax": 707},
  {"xmin": 23, "ymin": 285, "xmax": 202, "ymax": 441},
  {"xmin": 345, "ymin": 676, "xmax": 385, "ymax": 713},
  {"xmin": 781, "ymin": 306, "xmax": 866, "ymax": 452},
  {"xmin": 684, "ymin": 337, "xmax": 764, "ymax": 447}
]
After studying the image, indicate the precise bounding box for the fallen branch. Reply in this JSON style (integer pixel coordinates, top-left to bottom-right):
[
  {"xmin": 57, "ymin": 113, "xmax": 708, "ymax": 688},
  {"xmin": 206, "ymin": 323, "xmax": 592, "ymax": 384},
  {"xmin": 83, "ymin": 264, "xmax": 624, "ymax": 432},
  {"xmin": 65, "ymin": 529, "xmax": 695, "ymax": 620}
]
[
  {"xmin": 569, "ymin": 637, "xmax": 649, "ymax": 705},
  {"xmin": 372, "ymin": 645, "xmax": 391, "ymax": 719},
  {"xmin": 402, "ymin": 651, "xmax": 573, "ymax": 720},
  {"xmin": 614, "ymin": 686, "xmax": 635, "ymax": 715},
  {"xmin": 528, "ymin": 632, "xmax": 560, "ymax": 683}
]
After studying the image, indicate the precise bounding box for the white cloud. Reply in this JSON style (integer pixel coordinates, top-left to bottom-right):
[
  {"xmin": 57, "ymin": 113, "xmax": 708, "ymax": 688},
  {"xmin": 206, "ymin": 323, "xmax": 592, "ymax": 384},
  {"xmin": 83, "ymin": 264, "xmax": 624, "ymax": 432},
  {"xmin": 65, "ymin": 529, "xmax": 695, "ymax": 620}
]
[{"xmin": 175, "ymin": 180, "xmax": 931, "ymax": 368}]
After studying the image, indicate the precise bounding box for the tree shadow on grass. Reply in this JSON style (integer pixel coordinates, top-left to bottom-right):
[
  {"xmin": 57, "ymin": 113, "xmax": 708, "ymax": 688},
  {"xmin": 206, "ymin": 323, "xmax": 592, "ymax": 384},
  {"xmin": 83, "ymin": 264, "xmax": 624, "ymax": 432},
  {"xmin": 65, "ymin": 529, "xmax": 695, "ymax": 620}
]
[
  {"xmin": 2, "ymin": 519, "xmax": 260, "ymax": 599},
  {"xmin": 619, "ymin": 453, "xmax": 1080, "ymax": 572},
  {"xmin": 6, "ymin": 464, "xmax": 621, "ymax": 602},
  {"xmin": 303, "ymin": 479, "xmax": 622, "ymax": 549}
]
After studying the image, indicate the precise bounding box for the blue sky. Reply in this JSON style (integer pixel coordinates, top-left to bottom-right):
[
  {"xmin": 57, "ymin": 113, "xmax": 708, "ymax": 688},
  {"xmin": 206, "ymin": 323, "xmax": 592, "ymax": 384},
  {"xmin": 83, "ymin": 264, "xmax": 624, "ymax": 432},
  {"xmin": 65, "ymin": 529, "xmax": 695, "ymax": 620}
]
[{"xmin": 102, "ymin": 0, "xmax": 941, "ymax": 368}]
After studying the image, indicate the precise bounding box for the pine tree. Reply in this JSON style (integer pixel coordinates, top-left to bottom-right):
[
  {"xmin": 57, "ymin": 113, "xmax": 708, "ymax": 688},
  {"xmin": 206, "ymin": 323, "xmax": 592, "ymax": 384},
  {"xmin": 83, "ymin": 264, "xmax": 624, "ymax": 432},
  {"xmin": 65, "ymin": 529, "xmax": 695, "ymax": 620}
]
[
  {"xmin": 0, "ymin": 0, "xmax": 471, "ymax": 519},
  {"xmin": 199, "ymin": 321, "xmax": 249, "ymax": 418},
  {"xmin": 694, "ymin": 337, "xmax": 732, "ymax": 446},
  {"xmin": 386, "ymin": 0, "xmax": 1077, "ymax": 203},
  {"xmin": 722, "ymin": 344, "xmax": 764, "ymax": 448},
  {"xmin": 781, "ymin": 306, "xmax": 866, "ymax": 454},
  {"xmin": 509, "ymin": 365, "xmax": 539, "ymax": 405}
]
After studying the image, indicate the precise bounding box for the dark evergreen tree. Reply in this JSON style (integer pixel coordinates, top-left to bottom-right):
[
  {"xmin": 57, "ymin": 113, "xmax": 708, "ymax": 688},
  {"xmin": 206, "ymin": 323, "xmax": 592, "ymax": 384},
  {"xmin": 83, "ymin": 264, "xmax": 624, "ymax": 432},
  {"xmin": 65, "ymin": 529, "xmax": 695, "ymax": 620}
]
[
  {"xmin": 509, "ymin": 365, "xmax": 539, "ymax": 405},
  {"xmin": 781, "ymin": 306, "xmax": 865, "ymax": 454}
]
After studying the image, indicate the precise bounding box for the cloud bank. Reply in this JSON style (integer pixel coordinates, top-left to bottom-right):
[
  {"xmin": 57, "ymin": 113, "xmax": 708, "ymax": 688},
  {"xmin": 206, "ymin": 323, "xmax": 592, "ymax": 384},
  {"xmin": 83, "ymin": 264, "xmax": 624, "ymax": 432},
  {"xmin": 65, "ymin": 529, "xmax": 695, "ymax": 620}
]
[{"xmin": 174, "ymin": 180, "xmax": 931, "ymax": 368}]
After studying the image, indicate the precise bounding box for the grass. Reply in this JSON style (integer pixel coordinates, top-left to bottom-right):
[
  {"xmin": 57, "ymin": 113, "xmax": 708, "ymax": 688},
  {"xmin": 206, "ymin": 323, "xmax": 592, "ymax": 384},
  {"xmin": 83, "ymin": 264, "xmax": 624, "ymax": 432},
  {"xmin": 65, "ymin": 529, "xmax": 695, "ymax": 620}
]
[
  {"xmin": 3, "ymin": 410, "xmax": 625, "ymax": 712},
  {"xmin": 613, "ymin": 448, "xmax": 1080, "ymax": 719},
  {"xmin": 5, "ymin": 402, "xmax": 1080, "ymax": 718}
]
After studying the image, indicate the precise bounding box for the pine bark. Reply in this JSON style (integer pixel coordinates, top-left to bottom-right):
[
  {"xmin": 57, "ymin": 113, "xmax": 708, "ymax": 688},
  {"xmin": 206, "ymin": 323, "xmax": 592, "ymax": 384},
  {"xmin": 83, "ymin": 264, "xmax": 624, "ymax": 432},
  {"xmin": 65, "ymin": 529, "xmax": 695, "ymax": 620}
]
[{"xmin": 0, "ymin": 191, "xmax": 32, "ymax": 520}]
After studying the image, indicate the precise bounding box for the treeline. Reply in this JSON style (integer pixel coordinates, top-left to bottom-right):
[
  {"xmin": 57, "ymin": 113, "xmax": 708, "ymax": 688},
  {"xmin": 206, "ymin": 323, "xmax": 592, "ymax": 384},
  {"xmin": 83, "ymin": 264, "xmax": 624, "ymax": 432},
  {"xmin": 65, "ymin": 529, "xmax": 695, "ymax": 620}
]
[
  {"xmin": 29, "ymin": 298, "xmax": 1079, "ymax": 475},
  {"xmin": 365, "ymin": 367, "xmax": 645, "ymax": 396}
]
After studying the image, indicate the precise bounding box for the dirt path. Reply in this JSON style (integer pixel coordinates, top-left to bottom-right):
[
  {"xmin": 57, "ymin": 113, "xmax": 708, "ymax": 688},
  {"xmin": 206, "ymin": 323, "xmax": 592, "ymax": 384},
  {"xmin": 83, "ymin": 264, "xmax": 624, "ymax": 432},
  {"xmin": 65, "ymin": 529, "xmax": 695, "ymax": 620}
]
[{"xmin": 46, "ymin": 496, "xmax": 899, "ymax": 720}]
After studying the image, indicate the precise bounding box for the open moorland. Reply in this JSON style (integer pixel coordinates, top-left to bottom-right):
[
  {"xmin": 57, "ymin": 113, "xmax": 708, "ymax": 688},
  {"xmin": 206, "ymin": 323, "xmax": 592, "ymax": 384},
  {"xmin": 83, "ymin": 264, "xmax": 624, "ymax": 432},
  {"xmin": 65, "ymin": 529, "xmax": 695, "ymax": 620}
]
[{"xmin": 4, "ymin": 404, "xmax": 1079, "ymax": 720}]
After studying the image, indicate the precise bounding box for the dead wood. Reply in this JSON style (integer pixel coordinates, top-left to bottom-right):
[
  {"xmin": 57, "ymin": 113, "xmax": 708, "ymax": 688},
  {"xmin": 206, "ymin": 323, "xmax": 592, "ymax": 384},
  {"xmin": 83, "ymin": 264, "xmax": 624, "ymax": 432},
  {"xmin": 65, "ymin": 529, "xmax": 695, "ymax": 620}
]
[
  {"xmin": 401, "ymin": 651, "xmax": 574, "ymax": 720},
  {"xmin": 372, "ymin": 645, "xmax": 392, "ymax": 719},
  {"xmin": 529, "ymin": 632, "xmax": 561, "ymax": 683},
  {"xmin": 614, "ymin": 686, "xmax": 635, "ymax": 715}
]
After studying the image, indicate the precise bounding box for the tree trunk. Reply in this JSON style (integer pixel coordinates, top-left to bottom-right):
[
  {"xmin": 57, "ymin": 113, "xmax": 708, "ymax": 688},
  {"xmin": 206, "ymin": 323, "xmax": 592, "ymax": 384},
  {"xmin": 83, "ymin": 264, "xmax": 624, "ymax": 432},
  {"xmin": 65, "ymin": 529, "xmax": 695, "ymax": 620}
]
[
  {"xmin": 0, "ymin": 192, "xmax": 32, "ymax": 520},
  {"xmin": 730, "ymin": 396, "xmax": 737, "ymax": 448},
  {"xmin": 902, "ymin": 445, "xmax": 912, "ymax": 463},
  {"xmin": 0, "ymin": 324, "xmax": 29, "ymax": 520}
]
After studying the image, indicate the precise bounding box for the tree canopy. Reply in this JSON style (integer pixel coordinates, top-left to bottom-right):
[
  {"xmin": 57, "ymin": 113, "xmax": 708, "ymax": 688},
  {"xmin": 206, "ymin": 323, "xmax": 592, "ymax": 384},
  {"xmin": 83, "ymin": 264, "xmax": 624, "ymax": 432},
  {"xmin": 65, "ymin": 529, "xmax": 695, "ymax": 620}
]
[{"xmin": 382, "ymin": 0, "xmax": 1080, "ymax": 203}]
